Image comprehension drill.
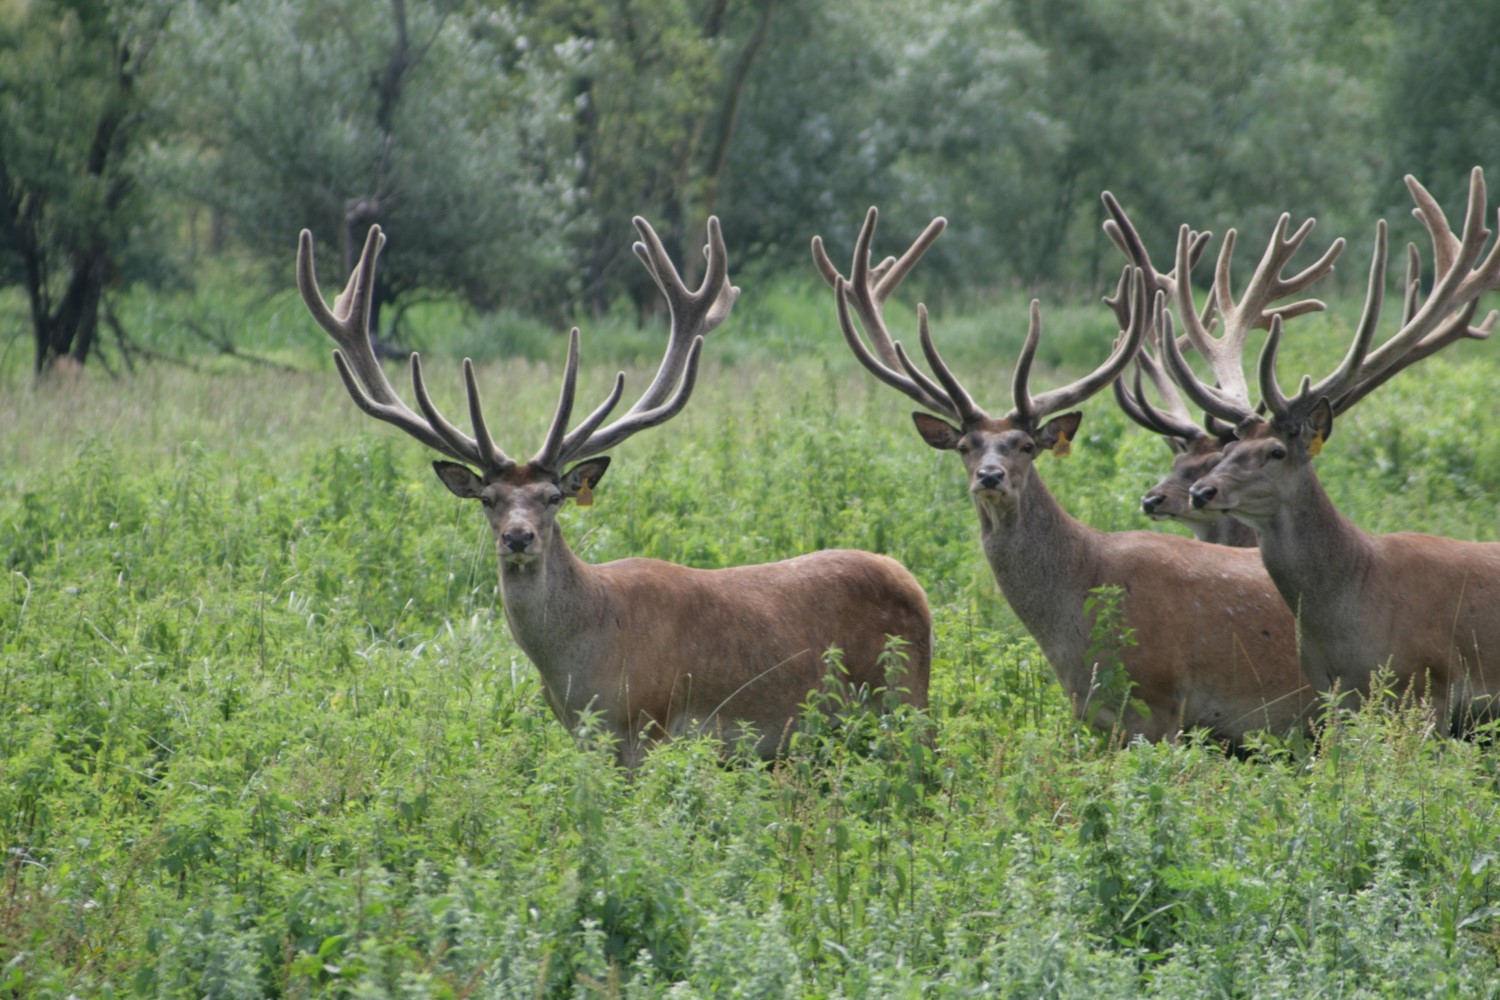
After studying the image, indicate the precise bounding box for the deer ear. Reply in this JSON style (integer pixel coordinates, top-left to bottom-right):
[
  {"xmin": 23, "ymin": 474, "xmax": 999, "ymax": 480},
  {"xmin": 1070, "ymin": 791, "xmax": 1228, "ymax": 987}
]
[
  {"xmin": 912, "ymin": 412, "xmax": 962, "ymax": 450},
  {"xmin": 1035, "ymin": 412, "xmax": 1083, "ymax": 455},
  {"xmin": 433, "ymin": 460, "xmax": 484, "ymax": 498},
  {"xmin": 1306, "ymin": 398, "xmax": 1334, "ymax": 455},
  {"xmin": 561, "ymin": 456, "xmax": 611, "ymax": 497}
]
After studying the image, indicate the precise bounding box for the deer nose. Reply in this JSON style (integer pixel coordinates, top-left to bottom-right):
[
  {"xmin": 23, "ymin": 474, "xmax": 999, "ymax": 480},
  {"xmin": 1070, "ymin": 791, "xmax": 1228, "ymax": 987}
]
[
  {"xmin": 1189, "ymin": 485, "xmax": 1217, "ymax": 509},
  {"xmin": 501, "ymin": 529, "xmax": 535, "ymax": 552},
  {"xmin": 1142, "ymin": 493, "xmax": 1165, "ymax": 515},
  {"xmin": 976, "ymin": 468, "xmax": 1004, "ymax": 490}
]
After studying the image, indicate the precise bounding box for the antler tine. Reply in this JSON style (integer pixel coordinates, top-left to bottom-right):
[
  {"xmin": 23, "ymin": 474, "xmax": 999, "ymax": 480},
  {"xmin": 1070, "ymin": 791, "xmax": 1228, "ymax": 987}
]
[
  {"xmin": 903, "ymin": 303, "xmax": 987, "ymax": 425},
  {"xmin": 812, "ymin": 208, "xmax": 947, "ymax": 371},
  {"xmin": 1255, "ymin": 317, "xmax": 1297, "ymax": 419},
  {"xmin": 1299, "ymin": 219, "xmax": 1387, "ymax": 407},
  {"xmin": 1172, "ymin": 225, "xmax": 1246, "ymax": 402},
  {"xmin": 546, "ymin": 216, "xmax": 731, "ymax": 468},
  {"xmin": 1454, "ymin": 168, "xmax": 1500, "ymax": 301},
  {"xmin": 1401, "ymin": 241, "xmax": 1422, "ymax": 326},
  {"xmin": 530, "ymin": 329, "xmax": 584, "ymax": 470},
  {"xmin": 1009, "ymin": 300, "xmax": 1045, "ymax": 424},
  {"xmin": 873, "ymin": 215, "xmax": 950, "ymax": 301},
  {"xmin": 299, "ymin": 226, "xmax": 506, "ymax": 469},
  {"xmin": 559, "ymin": 337, "xmax": 706, "ymax": 463},
  {"xmin": 627, "ymin": 216, "xmax": 738, "ymax": 414},
  {"xmin": 1257, "ymin": 223, "xmax": 1381, "ymax": 427},
  {"xmin": 1013, "ymin": 268, "xmax": 1149, "ymax": 424},
  {"xmin": 1159, "ymin": 307, "xmax": 1258, "ymax": 425},
  {"xmin": 555, "ymin": 367, "xmax": 627, "ymax": 461},
  {"xmin": 816, "ymin": 210, "xmax": 958, "ymax": 416},
  {"xmin": 403, "ymin": 354, "xmax": 508, "ymax": 469},
  {"xmin": 1100, "ymin": 191, "xmax": 1211, "ymax": 312},
  {"xmin": 834, "ymin": 278, "xmax": 960, "ymax": 419},
  {"xmin": 1115, "ymin": 358, "xmax": 1207, "ymax": 441}
]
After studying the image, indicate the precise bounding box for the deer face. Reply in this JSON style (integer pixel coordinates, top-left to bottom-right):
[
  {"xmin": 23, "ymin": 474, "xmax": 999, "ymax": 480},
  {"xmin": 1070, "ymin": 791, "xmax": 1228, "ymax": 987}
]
[
  {"xmin": 1189, "ymin": 405, "xmax": 1330, "ymax": 523},
  {"xmin": 1142, "ymin": 436, "xmax": 1231, "ymax": 524},
  {"xmin": 434, "ymin": 457, "xmax": 610, "ymax": 567},
  {"xmin": 913, "ymin": 411, "xmax": 1081, "ymax": 509}
]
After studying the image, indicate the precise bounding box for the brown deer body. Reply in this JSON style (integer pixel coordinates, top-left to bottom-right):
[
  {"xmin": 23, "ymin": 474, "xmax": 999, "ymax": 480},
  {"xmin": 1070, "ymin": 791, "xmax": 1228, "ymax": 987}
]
[
  {"xmin": 1195, "ymin": 420, "xmax": 1499, "ymax": 729},
  {"xmin": 299, "ymin": 220, "xmax": 931, "ymax": 766},
  {"xmin": 957, "ymin": 426, "xmax": 1306, "ymax": 740},
  {"xmin": 1182, "ymin": 168, "xmax": 1500, "ymax": 731},
  {"xmin": 815, "ymin": 210, "xmax": 1312, "ymax": 745}
]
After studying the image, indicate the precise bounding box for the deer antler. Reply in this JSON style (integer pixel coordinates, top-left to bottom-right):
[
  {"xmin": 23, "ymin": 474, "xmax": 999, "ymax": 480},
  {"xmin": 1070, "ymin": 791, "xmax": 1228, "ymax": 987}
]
[
  {"xmin": 298, "ymin": 225, "xmax": 514, "ymax": 470},
  {"xmin": 299, "ymin": 217, "xmax": 737, "ymax": 475},
  {"xmin": 543, "ymin": 216, "xmax": 738, "ymax": 469},
  {"xmin": 1183, "ymin": 168, "xmax": 1499, "ymax": 432},
  {"xmin": 1173, "ymin": 213, "xmax": 1345, "ymax": 408},
  {"xmin": 817, "ymin": 209, "xmax": 1148, "ymax": 430},
  {"xmin": 1266, "ymin": 169, "xmax": 1499, "ymax": 427},
  {"xmin": 1099, "ymin": 194, "xmax": 1225, "ymax": 445},
  {"xmin": 1100, "ymin": 192, "xmax": 1212, "ymax": 326},
  {"xmin": 1330, "ymin": 167, "xmax": 1499, "ymax": 409},
  {"xmin": 812, "ymin": 208, "xmax": 958, "ymax": 418},
  {"xmin": 1008, "ymin": 271, "xmax": 1149, "ymax": 426}
]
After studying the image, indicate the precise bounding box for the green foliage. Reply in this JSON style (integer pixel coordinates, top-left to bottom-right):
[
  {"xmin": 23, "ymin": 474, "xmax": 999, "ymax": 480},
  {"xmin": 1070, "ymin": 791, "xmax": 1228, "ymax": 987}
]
[
  {"xmin": 2, "ymin": 0, "xmax": 1488, "ymax": 378},
  {"xmin": 1380, "ymin": 0, "xmax": 1500, "ymax": 206},
  {"xmin": 1082, "ymin": 584, "xmax": 1147, "ymax": 734},
  {"xmin": 0, "ymin": 0, "xmax": 177, "ymax": 369},
  {"xmin": 150, "ymin": 0, "xmax": 577, "ymax": 318},
  {"xmin": 3, "ymin": 286, "xmax": 1500, "ymax": 996}
]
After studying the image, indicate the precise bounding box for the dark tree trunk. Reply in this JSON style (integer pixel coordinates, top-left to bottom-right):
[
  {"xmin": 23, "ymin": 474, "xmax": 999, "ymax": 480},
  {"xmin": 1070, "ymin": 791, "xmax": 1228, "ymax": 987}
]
[{"xmin": 25, "ymin": 27, "xmax": 137, "ymax": 376}]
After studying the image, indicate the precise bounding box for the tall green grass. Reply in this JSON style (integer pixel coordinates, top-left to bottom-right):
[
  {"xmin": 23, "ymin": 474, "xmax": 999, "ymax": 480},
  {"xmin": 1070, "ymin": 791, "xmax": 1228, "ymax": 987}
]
[{"xmin": 2, "ymin": 284, "xmax": 1499, "ymax": 997}]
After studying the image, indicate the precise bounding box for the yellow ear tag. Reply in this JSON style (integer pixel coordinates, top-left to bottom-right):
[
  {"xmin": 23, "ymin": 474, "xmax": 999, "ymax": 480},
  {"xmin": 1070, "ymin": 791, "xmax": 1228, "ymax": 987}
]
[
  {"xmin": 1308, "ymin": 432, "xmax": 1324, "ymax": 457},
  {"xmin": 1052, "ymin": 430, "xmax": 1072, "ymax": 458},
  {"xmin": 575, "ymin": 478, "xmax": 594, "ymax": 507}
]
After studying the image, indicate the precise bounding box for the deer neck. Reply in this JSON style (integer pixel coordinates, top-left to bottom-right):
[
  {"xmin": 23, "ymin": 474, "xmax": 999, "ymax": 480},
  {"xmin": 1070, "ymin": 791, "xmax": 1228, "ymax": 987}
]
[
  {"xmin": 975, "ymin": 472, "xmax": 1099, "ymax": 661},
  {"xmin": 495, "ymin": 525, "xmax": 614, "ymax": 718},
  {"xmin": 1251, "ymin": 468, "xmax": 1372, "ymax": 632},
  {"xmin": 1191, "ymin": 516, "xmax": 1259, "ymax": 548}
]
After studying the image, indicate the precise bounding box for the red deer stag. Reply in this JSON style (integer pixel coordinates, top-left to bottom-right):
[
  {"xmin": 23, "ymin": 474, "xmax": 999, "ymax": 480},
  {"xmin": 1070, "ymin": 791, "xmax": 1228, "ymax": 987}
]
[
  {"xmin": 298, "ymin": 219, "xmax": 932, "ymax": 766},
  {"xmin": 1101, "ymin": 192, "xmax": 1343, "ymax": 548},
  {"xmin": 812, "ymin": 209, "xmax": 1313, "ymax": 746},
  {"xmin": 1180, "ymin": 168, "xmax": 1500, "ymax": 732}
]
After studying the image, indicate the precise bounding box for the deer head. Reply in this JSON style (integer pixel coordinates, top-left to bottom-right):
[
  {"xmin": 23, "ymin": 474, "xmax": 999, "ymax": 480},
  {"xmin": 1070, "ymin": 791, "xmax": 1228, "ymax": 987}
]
[
  {"xmin": 297, "ymin": 217, "xmax": 738, "ymax": 571},
  {"xmin": 1184, "ymin": 168, "xmax": 1500, "ymax": 525},
  {"xmin": 813, "ymin": 207, "xmax": 1146, "ymax": 522},
  {"xmin": 1101, "ymin": 191, "xmax": 1344, "ymax": 539}
]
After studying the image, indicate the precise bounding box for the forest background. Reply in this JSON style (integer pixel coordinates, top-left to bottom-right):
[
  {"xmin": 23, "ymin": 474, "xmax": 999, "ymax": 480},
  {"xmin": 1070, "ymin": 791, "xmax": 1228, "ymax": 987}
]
[{"xmin": 3, "ymin": 0, "xmax": 1498, "ymax": 374}]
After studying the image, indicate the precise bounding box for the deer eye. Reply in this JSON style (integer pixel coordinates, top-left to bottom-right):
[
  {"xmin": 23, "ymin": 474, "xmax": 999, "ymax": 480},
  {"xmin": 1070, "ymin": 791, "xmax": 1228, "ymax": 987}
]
[
  {"xmin": 546, "ymin": 492, "xmax": 564, "ymax": 507},
  {"xmin": 479, "ymin": 494, "xmax": 497, "ymax": 509},
  {"xmin": 956, "ymin": 441, "xmax": 972, "ymax": 455},
  {"xmin": 1269, "ymin": 447, "xmax": 1287, "ymax": 460},
  {"xmin": 1021, "ymin": 441, "xmax": 1035, "ymax": 454}
]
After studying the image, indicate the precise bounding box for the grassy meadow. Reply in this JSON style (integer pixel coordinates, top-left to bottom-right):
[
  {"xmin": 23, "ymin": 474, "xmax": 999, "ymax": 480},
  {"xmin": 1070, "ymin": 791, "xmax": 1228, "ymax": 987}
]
[{"xmin": 2, "ymin": 275, "xmax": 1500, "ymax": 998}]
